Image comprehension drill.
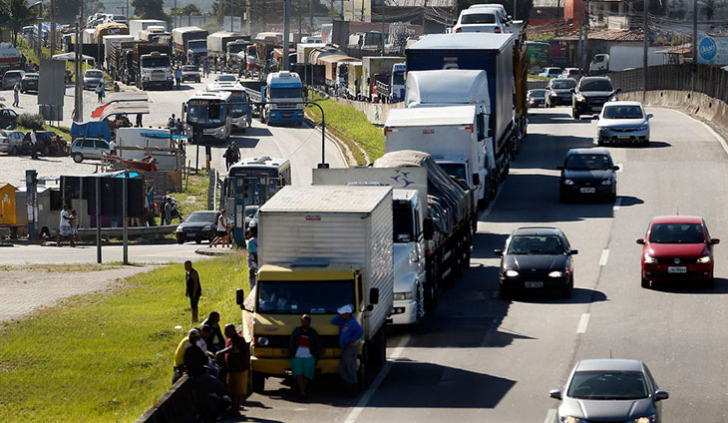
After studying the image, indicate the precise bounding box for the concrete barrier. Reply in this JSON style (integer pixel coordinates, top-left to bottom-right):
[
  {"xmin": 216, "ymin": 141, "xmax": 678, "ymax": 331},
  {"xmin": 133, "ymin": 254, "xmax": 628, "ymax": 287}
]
[
  {"xmin": 333, "ymin": 97, "xmax": 404, "ymax": 126},
  {"xmin": 135, "ymin": 376, "xmax": 195, "ymax": 423}
]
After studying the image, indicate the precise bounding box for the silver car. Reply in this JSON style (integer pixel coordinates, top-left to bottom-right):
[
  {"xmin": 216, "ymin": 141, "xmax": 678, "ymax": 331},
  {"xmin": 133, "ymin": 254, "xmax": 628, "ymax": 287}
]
[
  {"xmin": 83, "ymin": 69, "xmax": 104, "ymax": 90},
  {"xmin": 71, "ymin": 138, "xmax": 111, "ymax": 163},
  {"xmin": 0, "ymin": 130, "xmax": 24, "ymax": 155},
  {"xmin": 597, "ymin": 101, "xmax": 652, "ymax": 146},
  {"xmin": 550, "ymin": 359, "xmax": 669, "ymax": 423}
]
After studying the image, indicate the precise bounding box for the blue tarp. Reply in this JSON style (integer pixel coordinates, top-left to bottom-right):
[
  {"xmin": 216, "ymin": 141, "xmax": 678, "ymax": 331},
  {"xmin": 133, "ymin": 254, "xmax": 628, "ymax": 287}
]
[{"xmin": 70, "ymin": 121, "xmax": 112, "ymax": 141}]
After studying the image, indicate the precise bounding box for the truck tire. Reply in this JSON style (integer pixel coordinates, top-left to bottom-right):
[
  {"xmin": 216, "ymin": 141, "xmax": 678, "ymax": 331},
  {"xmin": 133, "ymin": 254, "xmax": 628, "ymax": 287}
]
[
  {"xmin": 252, "ymin": 371, "xmax": 266, "ymax": 393},
  {"xmin": 373, "ymin": 327, "xmax": 387, "ymax": 368},
  {"xmin": 357, "ymin": 344, "xmax": 370, "ymax": 392},
  {"xmin": 424, "ymin": 260, "xmax": 440, "ymax": 314}
]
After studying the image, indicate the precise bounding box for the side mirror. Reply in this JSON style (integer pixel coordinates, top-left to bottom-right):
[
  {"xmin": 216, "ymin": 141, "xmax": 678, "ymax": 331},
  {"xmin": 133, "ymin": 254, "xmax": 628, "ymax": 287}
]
[
  {"xmin": 636, "ymin": 238, "xmax": 645, "ymax": 245},
  {"xmin": 472, "ymin": 173, "xmax": 481, "ymax": 186},
  {"xmin": 655, "ymin": 390, "xmax": 669, "ymax": 401},
  {"xmin": 494, "ymin": 249, "xmax": 503, "ymax": 257},
  {"xmin": 615, "ymin": 88, "xmax": 622, "ymax": 93},
  {"xmin": 569, "ymin": 249, "xmax": 579, "ymax": 255},
  {"xmin": 647, "ymin": 113, "xmax": 654, "ymax": 119},
  {"xmin": 549, "ymin": 389, "xmax": 562, "ymax": 400},
  {"xmin": 369, "ymin": 287, "xmax": 379, "ymax": 305},
  {"xmin": 236, "ymin": 289, "xmax": 253, "ymax": 312},
  {"xmin": 711, "ymin": 238, "xmax": 721, "ymax": 245},
  {"xmin": 613, "ymin": 165, "xmax": 620, "ymax": 171},
  {"xmin": 423, "ymin": 217, "xmax": 434, "ymax": 240},
  {"xmin": 592, "ymin": 114, "xmax": 600, "ymax": 120}
]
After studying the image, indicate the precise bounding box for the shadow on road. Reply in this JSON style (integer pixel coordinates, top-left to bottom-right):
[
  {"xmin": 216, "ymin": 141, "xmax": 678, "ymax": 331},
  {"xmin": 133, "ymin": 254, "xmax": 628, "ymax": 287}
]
[
  {"xmin": 618, "ymin": 195, "xmax": 644, "ymax": 207},
  {"xmin": 649, "ymin": 277, "xmax": 728, "ymax": 294},
  {"xmin": 603, "ymin": 141, "xmax": 671, "ymax": 149},
  {"xmin": 512, "ymin": 287, "xmax": 608, "ymax": 305}
]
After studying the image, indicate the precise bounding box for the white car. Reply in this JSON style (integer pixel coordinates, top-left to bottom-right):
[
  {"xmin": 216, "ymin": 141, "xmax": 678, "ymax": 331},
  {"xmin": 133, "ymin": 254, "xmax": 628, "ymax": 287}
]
[
  {"xmin": 0, "ymin": 130, "xmax": 24, "ymax": 155},
  {"xmin": 597, "ymin": 101, "xmax": 652, "ymax": 146},
  {"xmin": 71, "ymin": 138, "xmax": 112, "ymax": 163},
  {"xmin": 215, "ymin": 74, "xmax": 238, "ymax": 83},
  {"xmin": 468, "ymin": 4, "xmax": 511, "ymax": 26},
  {"xmin": 453, "ymin": 7, "xmax": 508, "ymax": 33}
]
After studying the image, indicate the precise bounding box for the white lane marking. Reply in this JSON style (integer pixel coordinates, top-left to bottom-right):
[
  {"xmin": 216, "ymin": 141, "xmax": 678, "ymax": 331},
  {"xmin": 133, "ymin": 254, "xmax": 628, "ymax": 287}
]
[
  {"xmin": 343, "ymin": 334, "xmax": 411, "ymax": 423},
  {"xmin": 577, "ymin": 313, "xmax": 590, "ymax": 334},
  {"xmin": 544, "ymin": 408, "xmax": 557, "ymax": 423},
  {"xmin": 613, "ymin": 197, "xmax": 622, "ymax": 211},
  {"xmin": 616, "ymin": 162, "xmax": 624, "ymax": 173},
  {"xmin": 599, "ymin": 249, "xmax": 610, "ymax": 266}
]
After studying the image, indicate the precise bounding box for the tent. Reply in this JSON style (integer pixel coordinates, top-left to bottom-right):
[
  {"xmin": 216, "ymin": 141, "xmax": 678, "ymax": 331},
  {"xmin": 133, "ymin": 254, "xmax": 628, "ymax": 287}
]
[{"xmin": 52, "ymin": 52, "xmax": 96, "ymax": 64}]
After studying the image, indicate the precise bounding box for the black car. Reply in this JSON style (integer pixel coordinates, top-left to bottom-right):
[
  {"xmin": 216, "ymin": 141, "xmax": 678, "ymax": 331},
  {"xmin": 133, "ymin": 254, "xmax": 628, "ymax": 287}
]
[
  {"xmin": 495, "ymin": 227, "xmax": 578, "ymax": 299},
  {"xmin": 20, "ymin": 131, "xmax": 68, "ymax": 156},
  {"xmin": 545, "ymin": 78, "xmax": 577, "ymax": 107},
  {"xmin": 527, "ymin": 89, "xmax": 547, "ymax": 108},
  {"xmin": 558, "ymin": 148, "xmax": 619, "ymax": 203},
  {"xmin": 20, "ymin": 73, "xmax": 39, "ymax": 93},
  {"xmin": 0, "ymin": 108, "xmax": 18, "ymax": 128},
  {"xmin": 175, "ymin": 210, "xmax": 221, "ymax": 244},
  {"xmin": 571, "ymin": 76, "xmax": 619, "ymax": 119}
]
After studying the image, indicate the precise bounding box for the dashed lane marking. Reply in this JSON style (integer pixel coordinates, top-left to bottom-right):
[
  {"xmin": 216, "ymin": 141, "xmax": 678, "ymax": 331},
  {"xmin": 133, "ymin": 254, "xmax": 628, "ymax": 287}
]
[{"xmin": 577, "ymin": 313, "xmax": 590, "ymax": 334}]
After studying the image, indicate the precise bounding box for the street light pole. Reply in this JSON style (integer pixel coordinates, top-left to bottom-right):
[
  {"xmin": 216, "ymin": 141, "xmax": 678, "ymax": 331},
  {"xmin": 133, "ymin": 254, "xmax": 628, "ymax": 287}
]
[
  {"xmin": 578, "ymin": 0, "xmax": 583, "ymax": 72},
  {"xmin": 693, "ymin": 0, "xmax": 698, "ymax": 66},
  {"xmin": 305, "ymin": 101, "xmax": 329, "ymax": 168},
  {"xmin": 283, "ymin": 0, "xmax": 290, "ymax": 70},
  {"xmin": 643, "ymin": 0, "xmax": 648, "ymax": 100}
]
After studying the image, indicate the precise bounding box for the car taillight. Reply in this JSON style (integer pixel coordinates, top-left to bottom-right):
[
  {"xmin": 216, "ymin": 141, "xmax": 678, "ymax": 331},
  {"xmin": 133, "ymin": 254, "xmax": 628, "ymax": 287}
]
[
  {"xmin": 494, "ymin": 27, "xmax": 501, "ymax": 33},
  {"xmin": 455, "ymin": 28, "xmax": 462, "ymax": 33}
]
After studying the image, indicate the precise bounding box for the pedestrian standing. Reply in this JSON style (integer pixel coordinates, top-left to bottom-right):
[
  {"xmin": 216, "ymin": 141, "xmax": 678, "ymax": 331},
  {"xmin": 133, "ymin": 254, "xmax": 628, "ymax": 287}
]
[
  {"xmin": 185, "ymin": 260, "xmax": 202, "ymax": 323},
  {"xmin": 246, "ymin": 227, "xmax": 258, "ymax": 290},
  {"xmin": 175, "ymin": 67, "xmax": 182, "ymax": 89},
  {"xmin": 331, "ymin": 305, "xmax": 363, "ymax": 392},
  {"xmin": 289, "ymin": 314, "xmax": 320, "ymax": 400},
  {"xmin": 13, "ymin": 82, "xmax": 20, "ymax": 107},
  {"xmin": 30, "ymin": 128, "xmax": 38, "ymax": 160},
  {"xmin": 136, "ymin": 113, "xmax": 143, "ymax": 127},
  {"xmin": 203, "ymin": 57, "xmax": 210, "ymax": 78},
  {"xmin": 164, "ymin": 197, "xmax": 174, "ymax": 225},
  {"xmin": 57, "ymin": 203, "xmax": 77, "ymax": 247},
  {"xmin": 215, "ymin": 324, "xmax": 250, "ymax": 416},
  {"xmin": 108, "ymin": 139, "xmax": 116, "ymax": 156},
  {"xmin": 95, "ymin": 82, "xmax": 105, "ymax": 103},
  {"xmin": 176, "ymin": 118, "xmax": 184, "ymax": 135}
]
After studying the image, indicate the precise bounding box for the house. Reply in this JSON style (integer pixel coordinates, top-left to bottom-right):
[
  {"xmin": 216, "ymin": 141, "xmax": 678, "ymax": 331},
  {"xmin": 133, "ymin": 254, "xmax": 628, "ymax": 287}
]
[{"xmin": 530, "ymin": 0, "xmax": 565, "ymax": 26}]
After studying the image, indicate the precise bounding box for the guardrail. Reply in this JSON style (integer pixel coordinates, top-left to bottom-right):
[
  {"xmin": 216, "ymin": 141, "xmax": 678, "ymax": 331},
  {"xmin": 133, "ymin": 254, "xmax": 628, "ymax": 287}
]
[
  {"xmin": 77, "ymin": 224, "xmax": 177, "ymax": 239},
  {"xmin": 135, "ymin": 376, "xmax": 195, "ymax": 423}
]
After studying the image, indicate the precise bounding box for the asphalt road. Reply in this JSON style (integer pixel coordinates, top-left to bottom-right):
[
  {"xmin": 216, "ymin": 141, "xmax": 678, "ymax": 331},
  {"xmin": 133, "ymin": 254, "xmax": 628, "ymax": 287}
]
[{"xmin": 237, "ymin": 107, "xmax": 728, "ymax": 423}]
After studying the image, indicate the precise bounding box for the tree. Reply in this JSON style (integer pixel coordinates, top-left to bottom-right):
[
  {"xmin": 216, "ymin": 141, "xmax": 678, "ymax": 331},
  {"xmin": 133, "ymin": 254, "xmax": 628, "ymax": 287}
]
[
  {"xmin": 7, "ymin": 0, "xmax": 36, "ymax": 47},
  {"xmin": 132, "ymin": 0, "xmax": 168, "ymax": 20},
  {"xmin": 181, "ymin": 4, "xmax": 201, "ymax": 15}
]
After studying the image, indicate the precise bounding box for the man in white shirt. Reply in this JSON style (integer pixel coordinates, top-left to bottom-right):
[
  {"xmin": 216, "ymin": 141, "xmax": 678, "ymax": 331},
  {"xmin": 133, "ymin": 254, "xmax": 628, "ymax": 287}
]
[
  {"xmin": 108, "ymin": 139, "xmax": 116, "ymax": 155},
  {"xmin": 30, "ymin": 129, "xmax": 38, "ymax": 159},
  {"xmin": 58, "ymin": 203, "xmax": 76, "ymax": 247}
]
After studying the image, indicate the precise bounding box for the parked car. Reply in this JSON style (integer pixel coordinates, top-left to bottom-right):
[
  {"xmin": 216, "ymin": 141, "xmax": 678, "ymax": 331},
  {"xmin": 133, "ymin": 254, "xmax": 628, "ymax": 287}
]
[
  {"xmin": 495, "ymin": 227, "xmax": 577, "ymax": 299},
  {"xmin": 597, "ymin": 101, "xmax": 652, "ymax": 146},
  {"xmin": 559, "ymin": 67, "xmax": 582, "ymax": 80},
  {"xmin": 0, "ymin": 108, "xmax": 19, "ymax": 129},
  {"xmin": 545, "ymin": 78, "xmax": 577, "ymax": 107},
  {"xmin": 550, "ymin": 359, "xmax": 669, "ymax": 423},
  {"xmin": 83, "ymin": 69, "xmax": 104, "ymax": 90},
  {"xmin": 20, "ymin": 72, "xmax": 39, "ymax": 93},
  {"xmin": 0, "ymin": 130, "xmax": 24, "ymax": 155},
  {"xmin": 181, "ymin": 65, "xmax": 201, "ymax": 83},
  {"xmin": 558, "ymin": 148, "xmax": 619, "ymax": 203},
  {"xmin": 538, "ymin": 67, "xmax": 562, "ymax": 78},
  {"xmin": 572, "ymin": 76, "xmax": 619, "ymax": 119},
  {"xmin": 637, "ymin": 215, "xmax": 719, "ymax": 289},
  {"xmin": 453, "ymin": 7, "xmax": 508, "ymax": 33},
  {"xmin": 20, "ymin": 131, "xmax": 68, "ymax": 156},
  {"xmin": 2, "ymin": 70, "xmax": 25, "ymax": 90},
  {"xmin": 244, "ymin": 205, "xmax": 259, "ymax": 231},
  {"xmin": 527, "ymin": 89, "xmax": 547, "ymax": 108},
  {"xmin": 215, "ymin": 74, "xmax": 238, "ymax": 82},
  {"xmin": 175, "ymin": 210, "xmax": 221, "ymax": 244},
  {"xmin": 70, "ymin": 138, "xmax": 111, "ymax": 163}
]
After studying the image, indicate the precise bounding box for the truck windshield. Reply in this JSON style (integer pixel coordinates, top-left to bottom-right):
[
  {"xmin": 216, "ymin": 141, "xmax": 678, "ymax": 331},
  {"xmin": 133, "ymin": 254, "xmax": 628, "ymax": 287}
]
[
  {"xmin": 438, "ymin": 163, "xmax": 468, "ymax": 183},
  {"xmin": 392, "ymin": 72, "xmax": 405, "ymax": 85},
  {"xmin": 141, "ymin": 57, "xmax": 170, "ymax": 68},
  {"xmin": 393, "ymin": 203, "xmax": 415, "ymax": 243},
  {"xmin": 228, "ymin": 93, "xmax": 248, "ymax": 117},
  {"xmin": 270, "ymin": 87, "xmax": 302, "ymax": 99},
  {"xmin": 188, "ymin": 40, "xmax": 206, "ymax": 49},
  {"xmin": 228, "ymin": 44, "xmax": 245, "ymax": 54},
  {"xmin": 187, "ymin": 101, "xmax": 227, "ymax": 125},
  {"xmin": 257, "ymin": 280, "xmax": 355, "ymax": 314}
]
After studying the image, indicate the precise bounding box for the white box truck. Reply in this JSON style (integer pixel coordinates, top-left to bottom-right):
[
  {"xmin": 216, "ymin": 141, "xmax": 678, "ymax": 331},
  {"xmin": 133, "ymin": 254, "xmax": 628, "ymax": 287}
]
[
  {"xmin": 128, "ymin": 19, "xmax": 167, "ymax": 40},
  {"xmin": 238, "ymin": 185, "xmax": 394, "ymax": 392}
]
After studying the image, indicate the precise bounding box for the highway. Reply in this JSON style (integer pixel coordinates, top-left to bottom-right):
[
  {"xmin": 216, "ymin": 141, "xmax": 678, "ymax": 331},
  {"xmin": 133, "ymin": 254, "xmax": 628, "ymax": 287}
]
[{"xmin": 237, "ymin": 106, "xmax": 728, "ymax": 422}]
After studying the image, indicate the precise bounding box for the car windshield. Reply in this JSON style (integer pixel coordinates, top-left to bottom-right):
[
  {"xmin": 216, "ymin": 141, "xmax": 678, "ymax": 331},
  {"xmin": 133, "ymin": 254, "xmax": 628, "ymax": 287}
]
[
  {"xmin": 649, "ymin": 223, "xmax": 705, "ymax": 244},
  {"xmin": 86, "ymin": 71, "xmax": 103, "ymax": 78},
  {"xmin": 257, "ymin": 280, "xmax": 355, "ymax": 314},
  {"xmin": 507, "ymin": 234, "xmax": 565, "ymax": 255},
  {"xmin": 529, "ymin": 90, "xmax": 547, "ymax": 98},
  {"xmin": 603, "ymin": 105, "xmax": 643, "ymax": 119},
  {"xmin": 183, "ymin": 66, "xmax": 198, "ymax": 71},
  {"xmin": 462, "ymin": 13, "xmax": 497, "ymax": 24},
  {"xmin": 565, "ymin": 154, "xmax": 612, "ymax": 170},
  {"xmin": 580, "ymin": 79, "xmax": 613, "ymax": 91},
  {"xmin": 552, "ymin": 80, "xmax": 576, "ymax": 89},
  {"xmin": 567, "ymin": 370, "xmax": 649, "ymax": 400},
  {"xmin": 393, "ymin": 202, "xmax": 415, "ymax": 243},
  {"xmin": 186, "ymin": 212, "xmax": 217, "ymax": 223},
  {"xmin": 217, "ymin": 75, "xmax": 237, "ymax": 82}
]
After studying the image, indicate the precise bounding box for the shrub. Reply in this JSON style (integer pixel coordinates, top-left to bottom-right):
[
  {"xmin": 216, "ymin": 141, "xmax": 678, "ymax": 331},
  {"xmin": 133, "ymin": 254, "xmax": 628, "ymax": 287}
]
[{"xmin": 17, "ymin": 113, "xmax": 45, "ymax": 130}]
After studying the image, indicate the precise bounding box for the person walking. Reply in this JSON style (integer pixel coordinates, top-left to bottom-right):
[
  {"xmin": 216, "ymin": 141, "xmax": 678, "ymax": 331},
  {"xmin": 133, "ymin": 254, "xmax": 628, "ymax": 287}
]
[
  {"xmin": 332, "ymin": 304, "xmax": 363, "ymax": 392},
  {"xmin": 185, "ymin": 260, "xmax": 202, "ymax": 323},
  {"xmin": 30, "ymin": 128, "xmax": 38, "ymax": 160},
  {"xmin": 13, "ymin": 82, "xmax": 20, "ymax": 107},
  {"xmin": 203, "ymin": 57, "xmax": 210, "ymax": 78},
  {"xmin": 215, "ymin": 324, "xmax": 250, "ymax": 416},
  {"xmin": 223, "ymin": 144, "xmax": 235, "ymax": 170},
  {"xmin": 176, "ymin": 118, "xmax": 184, "ymax": 135},
  {"xmin": 95, "ymin": 82, "xmax": 105, "ymax": 103},
  {"xmin": 136, "ymin": 113, "xmax": 143, "ymax": 127},
  {"xmin": 57, "ymin": 203, "xmax": 77, "ymax": 247},
  {"xmin": 288, "ymin": 314, "xmax": 320, "ymax": 400},
  {"xmin": 246, "ymin": 227, "xmax": 258, "ymax": 290},
  {"xmin": 210, "ymin": 210, "xmax": 231, "ymax": 248},
  {"xmin": 175, "ymin": 67, "xmax": 182, "ymax": 89}
]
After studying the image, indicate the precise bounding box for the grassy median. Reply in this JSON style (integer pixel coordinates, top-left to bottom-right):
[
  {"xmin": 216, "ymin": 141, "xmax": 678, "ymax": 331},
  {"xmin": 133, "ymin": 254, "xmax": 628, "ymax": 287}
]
[{"xmin": 0, "ymin": 254, "xmax": 249, "ymax": 422}]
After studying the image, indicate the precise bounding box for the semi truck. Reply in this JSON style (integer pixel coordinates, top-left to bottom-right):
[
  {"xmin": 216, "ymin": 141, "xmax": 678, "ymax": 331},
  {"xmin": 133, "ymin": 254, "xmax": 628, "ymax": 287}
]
[
  {"xmin": 172, "ymin": 26, "xmax": 208, "ymax": 63},
  {"xmin": 360, "ymin": 56, "xmax": 405, "ymax": 102},
  {"xmin": 406, "ymin": 33, "xmax": 521, "ymax": 184},
  {"xmin": 589, "ymin": 45, "xmax": 664, "ymax": 74},
  {"xmin": 374, "ymin": 62, "xmax": 406, "ymax": 103},
  {"xmin": 242, "ymin": 71, "xmax": 305, "ymax": 125},
  {"xmin": 128, "ymin": 19, "xmax": 167, "ymax": 40},
  {"xmin": 239, "ymin": 185, "xmax": 394, "ymax": 392},
  {"xmin": 207, "ymin": 31, "xmax": 248, "ymax": 68},
  {"xmin": 103, "ymin": 35, "xmax": 133, "ymax": 69},
  {"xmin": 92, "ymin": 22, "xmax": 129, "ymax": 44},
  {"xmin": 132, "ymin": 43, "xmax": 173, "ymax": 90},
  {"xmin": 225, "ymin": 39, "xmax": 251, "ymax": 73}
]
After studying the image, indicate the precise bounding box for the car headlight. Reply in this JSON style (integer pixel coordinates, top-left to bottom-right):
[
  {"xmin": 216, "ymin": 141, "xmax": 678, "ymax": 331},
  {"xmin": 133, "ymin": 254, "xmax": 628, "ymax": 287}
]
[
  {"xmin": 563, "ymin": 179, "xmax": 575, "ymax": 186},
  {"xmin": 698, "ymin": 255, "xmax": 712, "ymax": 263},
  {"xmin": 632, "ymin": 416, "xmax": 656, "ymax": 423},
  {"xmin": 393, "ymin": 291, "xmax": 414, "ymax": 301},
  {"xmin": 548, "ymin": 271, "xmax": 563, "ymax": 278},
  {"xmin": 644, "ymin": 253, "xmax": 657, "ymax": 264},
  {"xmin": 601, "ymin": 178, "xmax": 612, "ymax": 185},
  {"xmin": 505, "ymin": 269, "xmax": 519, "ymax": 278},
  {"xmin": 175, "ymin": 225, "xmax": 183, "ymax": 232},
  {"xmin": 202, "ymin": 225, "xmax": 213, "ymax": 231},
  {"xmin": 576, "ymin": 94, "xmax": 585, "ymax": 102},
  {"xmin": 560, "ymin": 417, "xmax": 585, "ymax": 423},
  {"xmin": 256, "ymin": 336, "xmax": 270, "ymax": 347}
]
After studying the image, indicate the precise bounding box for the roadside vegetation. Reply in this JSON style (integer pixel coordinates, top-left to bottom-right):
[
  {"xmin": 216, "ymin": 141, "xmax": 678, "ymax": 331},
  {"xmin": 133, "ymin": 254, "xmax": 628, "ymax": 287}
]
[
  {"xmin": 305, "ymin": 93, "xmax": 385, "ymax": 165},
  {"xmin": 174, "ymin": 169, "xmax": 210, "ymax": 221},
  {"xmin": 0, "ymin": 254, "xmax": 249, "ymax": 422}
]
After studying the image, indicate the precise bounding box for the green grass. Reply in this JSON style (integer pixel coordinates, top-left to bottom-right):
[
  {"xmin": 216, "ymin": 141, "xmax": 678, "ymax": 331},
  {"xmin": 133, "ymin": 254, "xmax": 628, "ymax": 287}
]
[
  {"xmin": 14, "ymin": 124, "xmax": 72, "ymax": 141},
  {"xmin": 528, "ymin": 74, "xmax": 551, "ymax": 81},
  {"xmin": 305, "ymin": 94, "xmax": 384, "ymax": 165},
  {"xmin": 175, "ymin": 170, "xmax": 210, "ymax": 219},
  {"xmin": 528, "ymin": 31, "xmax": 556, "ymax": 42},
  {"xmin": 0, "ymin": 254, "xmax": 250, "ymax": 422}
]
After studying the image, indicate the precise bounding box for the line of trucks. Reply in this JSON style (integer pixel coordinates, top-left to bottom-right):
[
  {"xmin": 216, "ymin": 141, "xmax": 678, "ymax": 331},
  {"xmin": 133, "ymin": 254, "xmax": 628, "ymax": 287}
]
[{"xmin": 234, "ymin": 29, "xmax": 529, "ymax": 392}]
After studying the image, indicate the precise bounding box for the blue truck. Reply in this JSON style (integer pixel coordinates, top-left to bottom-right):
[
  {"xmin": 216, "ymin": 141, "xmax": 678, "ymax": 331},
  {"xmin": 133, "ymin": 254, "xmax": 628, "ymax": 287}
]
[
  {"xmin": 242, "ymin": 71, "xmax": 305, "ymax": 125},
  {"xmin": 406, "ymin": 33, "xmax": 521, "ymax": 183}
]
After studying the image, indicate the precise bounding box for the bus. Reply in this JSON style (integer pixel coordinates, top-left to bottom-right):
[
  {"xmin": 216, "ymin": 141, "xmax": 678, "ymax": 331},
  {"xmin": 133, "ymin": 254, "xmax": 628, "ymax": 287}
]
[
  {"xmin": 183, "ymin": 91, "xmax": 233, "ymax": 144},
  {"xmin": 206, "ymin": 82, "xmax": 253, "ymax": 132},
  {"xmin": 223, "ymin": 156, "xmax": 292, "ymax": 245}
]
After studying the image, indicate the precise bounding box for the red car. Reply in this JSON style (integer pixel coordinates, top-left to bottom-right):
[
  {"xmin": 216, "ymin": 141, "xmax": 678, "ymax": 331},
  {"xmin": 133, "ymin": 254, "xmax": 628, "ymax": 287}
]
[{"xmin": 637, "ymin": 216, "xmax": 719, "ymax": 288}]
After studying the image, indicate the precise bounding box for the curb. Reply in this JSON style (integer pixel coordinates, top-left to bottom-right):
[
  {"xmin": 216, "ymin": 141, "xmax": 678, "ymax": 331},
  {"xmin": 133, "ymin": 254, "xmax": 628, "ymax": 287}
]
[{"xmin": 194, "ymin": 248, "xmax": 238, "ymax": 257}]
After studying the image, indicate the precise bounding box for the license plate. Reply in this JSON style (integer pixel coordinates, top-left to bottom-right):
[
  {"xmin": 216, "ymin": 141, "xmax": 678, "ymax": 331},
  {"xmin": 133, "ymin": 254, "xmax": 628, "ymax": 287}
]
[
  {"xmin": 617, "ymin": 134, "xmax": 631, "ymax": 139},
  {"xmin": 283, "ymin": 113, "xmax": 292, "ymax": 118},
  {"xmin": 580, "ymin": 187, "xmax": 596, "ymax": 194},
  {"xmin": 668, "ymin": 266, "xmax": 687, "ymax": 274},
  {"xmin": 525, "ymin": 281, "xmax": 544, "ymax": 288}
]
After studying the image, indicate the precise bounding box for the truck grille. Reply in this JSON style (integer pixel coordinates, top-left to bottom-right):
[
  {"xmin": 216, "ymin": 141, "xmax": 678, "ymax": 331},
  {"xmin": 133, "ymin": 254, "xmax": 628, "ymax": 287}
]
[
  {"xmin": 257, "ymin": 334, "xmax": 340, "ymax": 349},
  {"xmin": 151, "ymin": 70, "xmax": 166, "ymax": 81},
  {"xmin": 277, "ymin": 103, "xmax": 298, "ymax": 109}
]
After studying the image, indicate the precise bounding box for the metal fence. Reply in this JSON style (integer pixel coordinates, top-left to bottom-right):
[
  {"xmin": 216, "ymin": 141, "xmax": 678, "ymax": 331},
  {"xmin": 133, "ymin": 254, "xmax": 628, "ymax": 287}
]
[{"xmin": 608, "ymin": 64, "xmax": 728, "ymax": 104}]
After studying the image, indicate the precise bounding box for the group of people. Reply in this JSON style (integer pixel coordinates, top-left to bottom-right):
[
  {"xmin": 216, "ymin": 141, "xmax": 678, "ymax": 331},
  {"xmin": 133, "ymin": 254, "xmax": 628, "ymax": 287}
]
[
  {"xmin": 209, "ymin": 210, "xmax": 234, "ymax": 249},
  {"xmin": 167, "ymin": 114, "xmax": 185, "ymax": 135},
  {"xmin": 174, "ymin": 311, "xmax": 251, "ymax": 419},
  {"xmin": 223, "ymin": 142, "xmax": 241, "ymax": 170}
]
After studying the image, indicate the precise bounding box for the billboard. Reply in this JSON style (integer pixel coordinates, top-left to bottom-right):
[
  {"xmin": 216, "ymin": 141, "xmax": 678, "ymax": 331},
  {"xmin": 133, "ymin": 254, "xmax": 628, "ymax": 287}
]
[{"xmin": 697, "ymin": 34, "xmax": 728, "ymax": 65}]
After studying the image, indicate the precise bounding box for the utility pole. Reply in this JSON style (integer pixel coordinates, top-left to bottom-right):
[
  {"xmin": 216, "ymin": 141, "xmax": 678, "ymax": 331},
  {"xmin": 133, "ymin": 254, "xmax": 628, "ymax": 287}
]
[
  {"xmin": 283, "ymin": 0, "xmax": 290, "ymax": 70},
  {"xmin": 577, "ymin": 0, "xmax": 583, "ymax": 72},
  {"xmin": 310, "ymin": 0, "xmax": 314, "ymax": 28},
  {"xmin": 50, "ymin": 0, "xmax": 56, "ymax": 57},
  {"xmin": 74, "ymin": 19, "xmax": 83, "ymax": 122},
  {"xmin": 36, "ymin": 2, "xmax": 42, "ymax": 61},
  {"xmin": 245, "ymin": 0, "xmax": 251, "ymax": 34},
  {"xmin": 298, "ymin": 0, "xmax": 302, "ymax": 36},
  {"xmin": 514, "ymin": 0, "xmax": 517, "ymax": 20},
  {"xmin": 643, "ymin": 0, "xmax": 648, "ymax": 99}
]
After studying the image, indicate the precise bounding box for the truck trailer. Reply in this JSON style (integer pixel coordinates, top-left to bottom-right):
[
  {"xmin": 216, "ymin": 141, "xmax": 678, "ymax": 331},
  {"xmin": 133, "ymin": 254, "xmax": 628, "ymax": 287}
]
[
  {"xmin": 172, "ymin": 26, "xmax": 208, "ymax": 63},
  {"xmin": 360, "ymin": 56, "xmax": 405, "ymax": 102}
]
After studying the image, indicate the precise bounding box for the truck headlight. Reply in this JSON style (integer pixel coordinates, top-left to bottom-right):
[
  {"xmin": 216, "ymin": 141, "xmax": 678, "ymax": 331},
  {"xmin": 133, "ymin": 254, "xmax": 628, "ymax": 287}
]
[
  {"xmin": 256, "ymin": 336, "xmax": 270, "ymax": 346},
  {"xmin": 393, "ymin": 292, "xmax": 414, "ymax": 301}
]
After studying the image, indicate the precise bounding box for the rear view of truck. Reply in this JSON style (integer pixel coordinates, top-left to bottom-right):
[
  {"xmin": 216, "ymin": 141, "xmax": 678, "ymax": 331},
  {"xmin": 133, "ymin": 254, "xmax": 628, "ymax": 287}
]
[{"xmin": 242, "ymin": 185, "xmax": 394, "ymax": 392}]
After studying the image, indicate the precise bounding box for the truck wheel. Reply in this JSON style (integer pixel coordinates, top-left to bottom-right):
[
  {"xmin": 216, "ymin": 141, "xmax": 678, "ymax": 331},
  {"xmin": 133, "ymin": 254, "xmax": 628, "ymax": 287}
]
[
  {"xmin": 252, "ymin": 372, "xmax": 265, "ymax": 393},
  {"xmin": 72, "ymin": 153, "xmax": 83, "ymax": 163}
]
